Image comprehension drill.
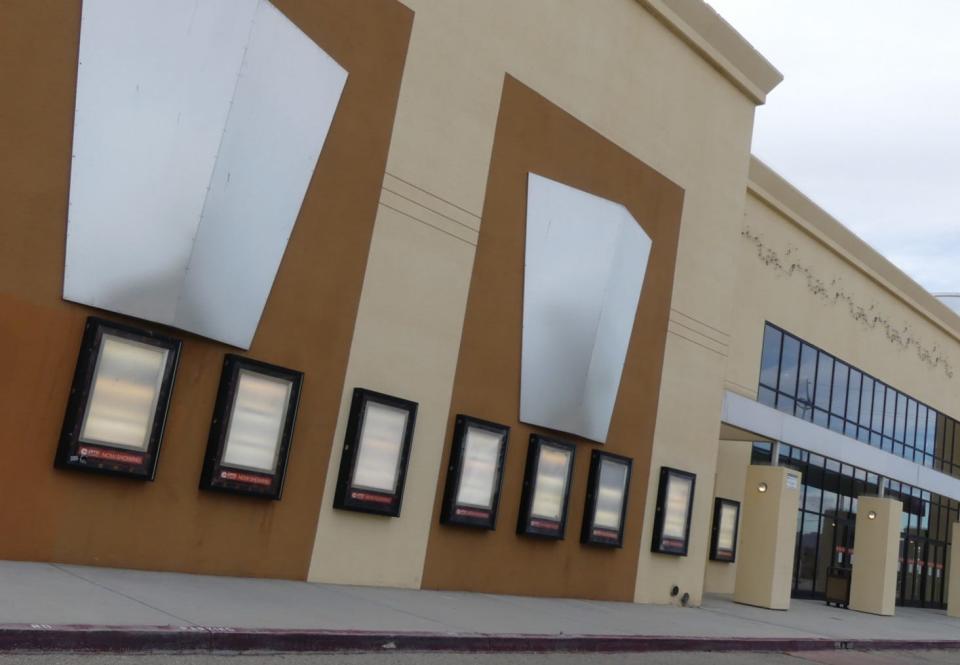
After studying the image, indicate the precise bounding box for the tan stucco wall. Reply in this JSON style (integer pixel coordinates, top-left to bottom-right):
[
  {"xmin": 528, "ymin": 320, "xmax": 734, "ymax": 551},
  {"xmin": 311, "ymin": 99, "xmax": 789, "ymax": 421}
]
[
  {"xmin": 728, "ymin": 166, "xmax": 960, "ymax": 427},
  {"xmin": 849, "ymin": 496, "xmax": 902, "ymax": 616},
  {"xmin": 947, "ymin": 522, "xmax": 960, "ymax": 617},
  {"xmin": 0, "ymin": 0, "xmax": 413, "ymax": 580},
  {"xmin": 703, "ymin": 441, "xmax": 752, "ymax": 594},
  {"xmin": 733, "ymin": 465, "xmax": 802, "ymax": 610},
  {"xmin": 308, "ymin": 0, "xmax": 763, "ymax": 594}
]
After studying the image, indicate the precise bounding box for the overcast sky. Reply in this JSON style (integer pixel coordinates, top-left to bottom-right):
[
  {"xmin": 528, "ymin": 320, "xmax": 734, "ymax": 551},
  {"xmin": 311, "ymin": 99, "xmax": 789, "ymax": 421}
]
[{"xmin": 705, "ymin": 0, "xmax": 960, "ymax": 295}]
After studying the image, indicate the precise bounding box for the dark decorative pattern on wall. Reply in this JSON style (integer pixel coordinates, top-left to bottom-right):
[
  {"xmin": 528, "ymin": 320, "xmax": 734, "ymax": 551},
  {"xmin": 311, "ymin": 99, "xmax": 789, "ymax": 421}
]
[{"xmin": 742, "ymin": 227, "xmax": 955, "ymax": 378}]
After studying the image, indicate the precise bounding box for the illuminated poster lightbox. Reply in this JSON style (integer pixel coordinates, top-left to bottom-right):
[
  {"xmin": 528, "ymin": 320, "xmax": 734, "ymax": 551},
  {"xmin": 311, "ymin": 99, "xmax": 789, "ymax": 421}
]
[
  {"xmin": 517, "ymin": 435, "xmax": 576, "ymax": 539},
  {"xmin": 581, "ymin": 451, "xmax": 632, "ymax": 547},
  {"xmin": 334, "ymin": 388, "xmax": 418, "ymax": 517},
  {"xmin": 440, "ymin": 415, "xmax": 510, "ymax": 529},
  {"xmin": 710, "ymin": 497, "xmax": 740, "ymax": 562},
  {"xmin": 651, "ymin": 467, "xmax": 696, "ymax": 555},
  {"xmin": 199, "ymin": 355, "xmax": 303, "ymax": 499},
  {"xmin": 55, "ymin": 316, "xmax": 181, "ymax": 480}
]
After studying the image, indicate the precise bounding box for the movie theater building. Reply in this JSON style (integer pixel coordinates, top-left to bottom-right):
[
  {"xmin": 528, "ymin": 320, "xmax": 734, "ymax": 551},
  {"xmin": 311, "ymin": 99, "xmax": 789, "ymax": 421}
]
[{"xmin": 4, "ymin": 0, "xmax": 960, "ymax": 614}]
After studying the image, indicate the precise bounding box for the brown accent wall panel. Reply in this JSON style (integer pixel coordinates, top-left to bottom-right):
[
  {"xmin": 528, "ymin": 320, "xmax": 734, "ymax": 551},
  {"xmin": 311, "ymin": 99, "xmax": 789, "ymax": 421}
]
[
  {"xmin": 0, "ymin": 0, "xmax": 413, "ymax": 579},
  {"xmin": 421, "ymin": 77, "xmax": 685, "ymax": 601}
]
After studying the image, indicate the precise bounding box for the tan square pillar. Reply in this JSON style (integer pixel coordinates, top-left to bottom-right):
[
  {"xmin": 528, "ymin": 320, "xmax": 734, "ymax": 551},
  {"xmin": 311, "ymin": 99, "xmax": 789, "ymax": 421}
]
[
  {"xmin": 734, "ymin": 464, "xmax": 803, "ymax": 610},
  {"xmin": 947, "ymin": 523, "xmax": 960, "ymax": 617},
  {"xmin": 849, "ymin": 496, "xmax": 902, "ymax": 616}
]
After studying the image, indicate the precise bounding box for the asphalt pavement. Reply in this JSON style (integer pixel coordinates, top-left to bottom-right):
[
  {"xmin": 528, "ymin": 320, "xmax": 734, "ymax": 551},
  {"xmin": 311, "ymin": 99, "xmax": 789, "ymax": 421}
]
[{"xmin": 5, "ymin": 650, "xmax": 960, "ymax": 664}]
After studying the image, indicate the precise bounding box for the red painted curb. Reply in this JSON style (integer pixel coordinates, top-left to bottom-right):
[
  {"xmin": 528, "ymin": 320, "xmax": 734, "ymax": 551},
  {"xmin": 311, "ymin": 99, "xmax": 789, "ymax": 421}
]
[{"xmin": 2, "ymin": 625, "xmax": 960, "ymax": 654}]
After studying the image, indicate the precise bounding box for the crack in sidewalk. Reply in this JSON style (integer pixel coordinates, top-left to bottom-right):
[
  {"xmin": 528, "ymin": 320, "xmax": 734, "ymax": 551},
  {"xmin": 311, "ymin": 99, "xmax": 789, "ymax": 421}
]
[{"xmin": 48, "ymin": 564, "xmax": 199, "ymax": 628}]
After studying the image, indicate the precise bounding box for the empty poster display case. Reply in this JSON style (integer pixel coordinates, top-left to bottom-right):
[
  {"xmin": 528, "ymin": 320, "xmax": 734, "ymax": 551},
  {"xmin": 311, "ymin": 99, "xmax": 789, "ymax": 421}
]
[
  {"xmin": 517, "ymin": 434, "xmax": 576, "ymax": 539},
  {"xmin": 651, "ymin": 467, "xmax": 696, "ymax": 555},
  {"xmin": 55, "ymin": 316, "xmax": 181, "ymax": 480},
  {"xmin": 440, "ymin": 415, "xmax": 510, "ymax": 529},
  {"xmin": 199, "ymin": 354, "xmax": 303, "ymax": 499},
  {"xmin": 581, "ymin": 451, "xmax": 632, "ymax": 547},
  {"xmin": 333, "ymin": 388, "xmax": 418, "ymax": 517},
  {"xmin": 709, "ymin": 497, "xmax": 740, "ymax": 562}
]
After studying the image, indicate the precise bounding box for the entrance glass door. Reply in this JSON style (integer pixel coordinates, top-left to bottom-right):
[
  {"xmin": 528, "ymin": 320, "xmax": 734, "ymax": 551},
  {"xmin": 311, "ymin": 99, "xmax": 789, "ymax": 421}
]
[{"xmin": 900, "ymin": 536, "xmax": 947, "ymax": 608}]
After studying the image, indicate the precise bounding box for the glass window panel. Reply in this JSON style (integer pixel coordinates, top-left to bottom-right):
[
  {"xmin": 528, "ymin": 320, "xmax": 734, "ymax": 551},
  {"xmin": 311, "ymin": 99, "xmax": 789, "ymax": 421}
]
[
  {"xmin": 797, "ymin": 344, "xmax": 817, "ymax": 408},
  {"xmin": 905, "ymin": 398, "xmax": 918, "ymax": 446},
  {"xmin": 844, "ymin": 421, "xmax": 857, "ymax": 437},
  {"xmin": 845, "ymin": 369, "xmax": 861, "ymax": 422},
  {"xmin": 804, "ymin": 483, "xmax": 822, "ymax": 513},
  {"xmin": 927, "ymin": 410, "xmax": 939, "ymax": 454},
  {"xmin": 830, "ymin": 362, "xmax": 848, "ymax": 416},
  {"xmin": 894, "ymin": 393, "xmax": 907, "ymax": 442},
  {"xmin": 221, "ymin": 369, "xmax": 291, "ymax": 473},
  {"xmin": 952, "ymin": 423, "xmax": 960, "ymax": 480},
  {"xmin": 815, "ymin": 354, "xmax": 833, "ymax": 410},
  {"xmin": 717, "ymin": 502, "xmax": 738, "ymax": 553},
  {"xmin": 822, "ymin": 489, "xmax": 838, "ymax": 517},
  {"xmin": 660, "ymin": 473, "xmax": 694, "ymax": 541},
  {"xmin": 79, "ymin": 334, "xmax": 168, "ymax": 451},
  {"xmin": 871, "ymin": 382, "xmax": 886, "ymax": 433},
  {"xmin": 883, "ymin": 386, "xmax": 896, "ymax": 436},
  {"xmin": 829, "ymin": 416, "xmax": 844, "ymax": 433},
  {"xmin": 759, "ymin": 325, "xmax": 782, "ymax": 388},
  {"xmin": 758, "ymin": 386, "xmax": 776, "ymax": 407},
  {"xmin": 751, "ymin": 442, "xmax": 772, "ymax": 464},
  {"xmin": 779, "ymin": 335, "xmax": 800, "ymax": 397},
  {"xmin": 352, "ymin": 401, "xmax": 409, "ymax": 493},
  {"xmin": 455, "ymin": 426, "xmax": 504, "ymax": 510},
  {"xmin": 940, "ymin": 419, "xmax": 954, "ymax": 469},
  {"xmin": 917, "ymin": 404, "xmax": 928, "ymax": 450},
  {"xmin": 593, "ymin": 457, "xmax": 629, "ymax": 530},
  {"xmin": 530, "ymin": 444, "xmax": 573, "ymax": 521},
  {"xmin": 814, "ymin": 409, "xmax": 829, "ymax": 427},
  {"xmin": 859, "ymin": 375, "xmax": 874, "ymax": 426},
  {"xmin": 776, "ymin": 394, "xmax": 795, "ymax": 415},
  {"xmin": 796, "ymin": 512, "xmax": 820, "ymax": 593}
]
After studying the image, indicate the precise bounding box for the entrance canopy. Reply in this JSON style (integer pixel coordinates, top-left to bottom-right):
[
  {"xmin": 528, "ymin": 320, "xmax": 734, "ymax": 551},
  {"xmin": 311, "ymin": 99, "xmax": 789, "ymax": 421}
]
[{"xmin": 721, "ymin": 390, "xmax": 960, "ymax": 503}]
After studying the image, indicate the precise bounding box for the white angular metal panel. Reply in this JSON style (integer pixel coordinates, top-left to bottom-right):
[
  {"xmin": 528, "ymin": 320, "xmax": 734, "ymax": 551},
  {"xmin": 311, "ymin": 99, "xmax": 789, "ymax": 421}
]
[
  {"xmin": 64, "ymin": 0, "xmax": 348, "ymax": 348},
  {"xmin": 520, "ymin": 174, "xmax": 653, "ymax": 443}
]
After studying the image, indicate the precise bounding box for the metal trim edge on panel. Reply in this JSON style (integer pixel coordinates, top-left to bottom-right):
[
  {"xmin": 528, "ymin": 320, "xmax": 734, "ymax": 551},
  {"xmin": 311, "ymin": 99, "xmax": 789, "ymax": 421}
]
[
  {"xmin": 520, "ymin": 173, "xmax": 652, "ymax": 443},
  {"xmin": 64, "ymin": 0, "xmax": 348, "ymax": 348}
]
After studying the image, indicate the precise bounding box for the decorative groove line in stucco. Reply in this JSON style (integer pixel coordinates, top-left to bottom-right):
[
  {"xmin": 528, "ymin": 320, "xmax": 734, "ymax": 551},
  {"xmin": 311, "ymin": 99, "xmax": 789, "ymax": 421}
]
[{"xmin": 742, "ymin": 227, "xmax": 955, "ymax": 379}]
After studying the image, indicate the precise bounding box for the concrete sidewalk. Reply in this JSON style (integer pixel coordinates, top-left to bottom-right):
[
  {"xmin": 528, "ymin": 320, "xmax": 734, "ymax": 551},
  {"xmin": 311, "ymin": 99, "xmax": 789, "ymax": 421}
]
[{"xmin": 2, "ymin": 560, "xmax": 960, "ymax": 653}]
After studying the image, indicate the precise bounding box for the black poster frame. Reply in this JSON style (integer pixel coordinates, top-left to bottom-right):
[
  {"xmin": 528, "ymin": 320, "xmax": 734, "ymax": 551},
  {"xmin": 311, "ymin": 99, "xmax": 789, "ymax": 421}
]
[
  {"xmin": 55, "ymin": 316, "xmax": 181, "ymax": 481},
  {"xmin": 199, "ymin": 354, "xmax": 303, "ymax": 499},
  {"xmin": 333, "ymin": 388, "xmax": 418, "ymax": 517}
]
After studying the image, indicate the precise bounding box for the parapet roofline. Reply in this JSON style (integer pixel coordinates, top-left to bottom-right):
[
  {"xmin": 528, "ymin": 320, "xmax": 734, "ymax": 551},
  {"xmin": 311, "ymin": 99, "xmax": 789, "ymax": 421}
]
[
  {"xmin": 747, "ymin": 156, "xmax": 960, "ymax": 343},
  {"xmin": 638, "ymin": 0, "xmax": 783, "ymax": 104}
]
